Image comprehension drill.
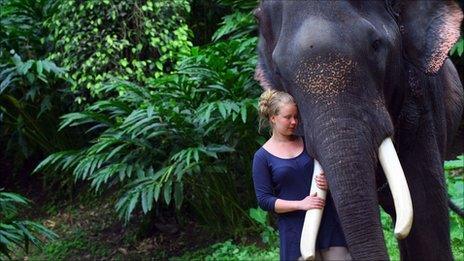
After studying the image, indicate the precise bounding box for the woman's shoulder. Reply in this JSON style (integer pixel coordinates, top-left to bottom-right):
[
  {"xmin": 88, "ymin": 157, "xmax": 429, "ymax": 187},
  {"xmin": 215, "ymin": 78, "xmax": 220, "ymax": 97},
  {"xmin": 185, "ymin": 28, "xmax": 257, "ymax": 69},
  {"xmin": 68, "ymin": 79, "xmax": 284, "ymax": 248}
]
[
  {"xmin": 254, "ymin": 138, "xmax": 273, "ymax": 157},
  {"xmin": 254, "ymin": 146, "xmax": 268, "ymax": 160}
]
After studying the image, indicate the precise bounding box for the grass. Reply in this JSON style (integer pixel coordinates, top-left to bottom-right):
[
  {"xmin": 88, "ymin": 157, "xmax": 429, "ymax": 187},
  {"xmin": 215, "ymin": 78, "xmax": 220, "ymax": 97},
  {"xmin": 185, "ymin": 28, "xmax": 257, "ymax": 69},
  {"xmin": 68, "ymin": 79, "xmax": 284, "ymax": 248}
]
[
  {"xmin": 12, "ymin": 200, "xmax": 125, "ymax": 260},
  {"xmin": 171, "ymin": 240, "xmax": 279, "ymax": 261},
  {"xmin": 37, "ymin": 230, "xmax": 110, "ymax": 260}
]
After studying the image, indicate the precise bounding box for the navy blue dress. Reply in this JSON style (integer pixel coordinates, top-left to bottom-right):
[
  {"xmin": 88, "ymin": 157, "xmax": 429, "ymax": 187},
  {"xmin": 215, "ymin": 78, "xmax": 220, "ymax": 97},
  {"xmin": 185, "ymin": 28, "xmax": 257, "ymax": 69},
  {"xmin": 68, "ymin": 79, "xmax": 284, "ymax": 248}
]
[{"xmin": 252, "ymin": 147, "xmax": 347, "ymax": 261}]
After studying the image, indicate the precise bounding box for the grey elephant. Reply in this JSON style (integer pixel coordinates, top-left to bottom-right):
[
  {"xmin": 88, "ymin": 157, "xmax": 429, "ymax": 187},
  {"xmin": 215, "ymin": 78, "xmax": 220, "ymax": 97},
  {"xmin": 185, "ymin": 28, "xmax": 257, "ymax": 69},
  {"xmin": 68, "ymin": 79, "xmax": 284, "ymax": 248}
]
[{"xmin": 254, "ymin": 0, "xmax": 464, "ymax": 260}]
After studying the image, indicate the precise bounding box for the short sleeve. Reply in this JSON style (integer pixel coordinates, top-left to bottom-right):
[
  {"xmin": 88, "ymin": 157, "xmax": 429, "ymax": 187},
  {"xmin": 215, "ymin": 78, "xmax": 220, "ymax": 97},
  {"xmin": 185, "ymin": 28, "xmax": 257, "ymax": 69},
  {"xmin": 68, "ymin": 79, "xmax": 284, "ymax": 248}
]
[{"xmin": 252, "ymin": 153, "xmax": 278, "ymax": 212}]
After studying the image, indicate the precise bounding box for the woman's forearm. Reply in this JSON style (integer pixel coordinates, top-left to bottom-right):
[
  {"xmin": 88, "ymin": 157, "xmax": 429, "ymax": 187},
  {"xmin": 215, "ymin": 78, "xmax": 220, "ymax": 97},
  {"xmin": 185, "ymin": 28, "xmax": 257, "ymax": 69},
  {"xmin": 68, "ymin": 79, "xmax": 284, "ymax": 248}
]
[
  {"xmin": 274, "ymin": 195, "xmax": 325, "ymax": 213},
  {"xmin": 274, "ymin": 198, "xmax": 302, "ymax": 213}
]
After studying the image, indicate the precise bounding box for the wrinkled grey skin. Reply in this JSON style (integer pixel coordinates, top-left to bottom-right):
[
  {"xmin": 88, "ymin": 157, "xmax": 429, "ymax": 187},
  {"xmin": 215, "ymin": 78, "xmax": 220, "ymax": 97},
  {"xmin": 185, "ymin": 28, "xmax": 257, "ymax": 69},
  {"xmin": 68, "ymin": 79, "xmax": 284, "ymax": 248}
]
[{"xmin": 254, "ymin": 0, "xmax": 463, "ymax": 260}]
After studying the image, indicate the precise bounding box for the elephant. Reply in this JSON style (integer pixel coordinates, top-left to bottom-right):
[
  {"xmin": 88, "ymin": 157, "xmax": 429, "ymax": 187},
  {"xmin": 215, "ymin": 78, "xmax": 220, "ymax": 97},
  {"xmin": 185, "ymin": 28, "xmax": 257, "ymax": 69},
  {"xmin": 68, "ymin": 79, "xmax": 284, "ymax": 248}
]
[{"xmin": 253, "ymin": 0, "xmax": 464, "ymax": 260}]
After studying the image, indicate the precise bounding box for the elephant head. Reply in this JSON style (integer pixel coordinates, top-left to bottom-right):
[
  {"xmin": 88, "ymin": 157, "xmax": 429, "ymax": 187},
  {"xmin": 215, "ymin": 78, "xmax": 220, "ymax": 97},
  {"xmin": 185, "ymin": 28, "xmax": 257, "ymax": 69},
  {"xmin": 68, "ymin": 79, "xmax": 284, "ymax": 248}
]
[{"xmin": 254, "ymin": 0, "xmax": 463, "ymax": 260}]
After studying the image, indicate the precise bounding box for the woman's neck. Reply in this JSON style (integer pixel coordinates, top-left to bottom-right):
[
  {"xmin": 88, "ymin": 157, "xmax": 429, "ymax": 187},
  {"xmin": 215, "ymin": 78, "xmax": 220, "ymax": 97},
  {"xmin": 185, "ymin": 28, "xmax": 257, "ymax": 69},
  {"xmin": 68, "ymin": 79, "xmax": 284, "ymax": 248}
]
[{"xmin": 271, "ymin": 133, "xmax": 298, "ymax": 143}]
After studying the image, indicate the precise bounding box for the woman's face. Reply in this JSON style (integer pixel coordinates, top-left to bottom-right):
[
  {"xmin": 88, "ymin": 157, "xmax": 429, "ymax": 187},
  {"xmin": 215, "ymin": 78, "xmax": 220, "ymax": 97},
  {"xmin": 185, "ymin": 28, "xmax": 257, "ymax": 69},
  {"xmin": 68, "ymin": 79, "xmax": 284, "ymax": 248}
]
[{"xmin": 270, "ymin": 103, "xmax": 299, "ymax": 136}]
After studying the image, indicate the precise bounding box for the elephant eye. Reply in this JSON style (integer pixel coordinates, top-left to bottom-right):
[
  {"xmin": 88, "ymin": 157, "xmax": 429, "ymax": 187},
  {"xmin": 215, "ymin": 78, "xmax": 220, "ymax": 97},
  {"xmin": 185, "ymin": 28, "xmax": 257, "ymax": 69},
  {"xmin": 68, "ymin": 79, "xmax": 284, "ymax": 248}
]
[{"xmin": 372, "ymin": 39, "xmax": 382, "ymax": 51}]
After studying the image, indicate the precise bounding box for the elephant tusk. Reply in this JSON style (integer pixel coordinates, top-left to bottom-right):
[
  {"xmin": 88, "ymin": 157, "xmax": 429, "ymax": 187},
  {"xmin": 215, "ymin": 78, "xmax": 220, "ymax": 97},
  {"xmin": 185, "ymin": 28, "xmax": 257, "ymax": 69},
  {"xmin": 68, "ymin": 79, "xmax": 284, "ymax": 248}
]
[
  {"xmin": 378, "ymin": 138, "xmax": 413, "ymax": 239},
  {"xmin": 300, "ymin": 160, "xmax": 327, "ymax": 260}
]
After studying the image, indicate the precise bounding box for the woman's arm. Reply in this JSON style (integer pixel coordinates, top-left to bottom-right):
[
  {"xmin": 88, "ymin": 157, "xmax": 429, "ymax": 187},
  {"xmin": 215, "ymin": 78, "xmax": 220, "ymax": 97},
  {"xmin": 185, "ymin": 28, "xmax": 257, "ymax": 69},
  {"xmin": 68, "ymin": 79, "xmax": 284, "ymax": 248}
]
[
  {"xmin": 274, "ymin": 192, "xmax": 325, "ymax": 213},
  {"xmin": 274, "ymin": 173, "xmax": 328, "ymax": 213},
  {"xmin": 252, "ymin": 154, "xmax": 278, "ymax": 212},
  {"xmin": 253, "ymin": 154, "xmax": 328, "ymax": 214}
]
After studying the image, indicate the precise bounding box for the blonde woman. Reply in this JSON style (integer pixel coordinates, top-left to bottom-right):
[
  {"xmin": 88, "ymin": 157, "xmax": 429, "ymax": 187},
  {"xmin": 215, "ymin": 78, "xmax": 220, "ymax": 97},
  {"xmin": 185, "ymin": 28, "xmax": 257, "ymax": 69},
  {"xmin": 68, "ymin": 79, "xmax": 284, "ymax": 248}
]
[{"xmin": 252, "ymin": 90, "xmax": 349, "ymax": 260}]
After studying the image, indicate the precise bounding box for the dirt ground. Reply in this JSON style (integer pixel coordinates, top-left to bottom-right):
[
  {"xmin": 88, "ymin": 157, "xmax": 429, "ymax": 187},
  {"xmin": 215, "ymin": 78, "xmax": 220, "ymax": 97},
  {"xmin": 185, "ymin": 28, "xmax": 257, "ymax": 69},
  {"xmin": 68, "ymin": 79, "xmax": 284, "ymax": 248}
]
[{"xmin": 14, "ymin": 197, "xmax": 225, "ymax": 260}]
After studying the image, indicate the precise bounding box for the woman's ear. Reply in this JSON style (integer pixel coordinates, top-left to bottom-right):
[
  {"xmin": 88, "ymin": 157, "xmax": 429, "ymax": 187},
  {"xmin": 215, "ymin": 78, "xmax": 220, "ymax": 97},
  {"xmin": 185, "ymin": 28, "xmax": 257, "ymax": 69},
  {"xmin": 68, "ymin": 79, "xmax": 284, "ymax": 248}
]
[
  {"xmin": 270, "ymin": 115, "xmax": 276, "ymax": 125},
  {"xmin": 397, "ymin": 0, "xmax": 463, "ymax": 74}
]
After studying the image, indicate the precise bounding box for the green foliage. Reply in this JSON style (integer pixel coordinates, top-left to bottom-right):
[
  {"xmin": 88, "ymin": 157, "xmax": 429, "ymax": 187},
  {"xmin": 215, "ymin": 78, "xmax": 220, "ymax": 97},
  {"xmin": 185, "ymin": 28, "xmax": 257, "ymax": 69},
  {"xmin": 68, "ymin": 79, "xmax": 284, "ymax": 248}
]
[
  {"xmin": 172, "ymin": 239, "xmax": 279, "ymax": 261},
  {"xmin": 212, "ymin": 12, "xmax": 256, "ymax": 42},
  {"xmin": 1, "ymin": 52, "xmax": 66, "ymax": 96},
  {"xmin": 444, "ymin": 155, "xmax": 464, "ymax": 171},
  {"xmin": 0, "ymin": 51, "xmax": 74, "ymax": 165},
  {"xmin": 46, "ymin": 0, "xmax": 192, "ymax": 95},
  {"xmin": 450, "ymin": 37, "xmax": 464, "ymax": 57},
  {"xmin": 0, "ymin": 0, "xmax": 58, "ymax": 60},
  {"xmin": 42, "ymin": 230, "xmax": 87, "ymax": 260},
  {"xmin": 249, "ymin": 208, "xmax": 278, "ymax": 246},
  {"xmin": 0, "ymin": 0, "xmax": 85, "ymax": 198},
  {"xmin": 0, "ymin": 190, "xmax": 57, "ymax": 258},
  {"xmin": 36, "ymin": 35, "xmax": 261, "ymax": 234},
  {"xmin": 450, "ymin": 211, "xmax": 464, "ymax": 260},
  {"xmin": 380, "ymin": 156, "xmax": 464, "ymax": 260},
  {"xmin": 445, "ymin": 154, "xmax": 464, "ymax": 260},
  {"xmin": 380, "ymin": 209, "xmax": 400, "ymax": 260},
  {"xmin": 446, "ymin": 155, "xmax": 464, "ymax": 260},
  {"xmin": 38, "ymin": 230, "xmax": 110, "ymax": 260},
  {"xmin": 215, "ymin": 0, "xmax": 258, "ymax": 11},
  {"xmin": 445, "ymin": 155, "xmax": 464, "ymax": 209}
]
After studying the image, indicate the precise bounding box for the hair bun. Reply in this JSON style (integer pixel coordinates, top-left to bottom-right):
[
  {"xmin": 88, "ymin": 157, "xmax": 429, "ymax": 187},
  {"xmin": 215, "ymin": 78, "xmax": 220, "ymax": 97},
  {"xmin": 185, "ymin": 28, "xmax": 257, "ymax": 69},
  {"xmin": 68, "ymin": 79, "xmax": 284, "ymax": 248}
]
[
  {"xmin": 257, "ymin": 90, "xmax": 296, "ymax": 133},
  {"xmin": 258, "ymin": 90, "xmax": 277, "ymax": 118}
]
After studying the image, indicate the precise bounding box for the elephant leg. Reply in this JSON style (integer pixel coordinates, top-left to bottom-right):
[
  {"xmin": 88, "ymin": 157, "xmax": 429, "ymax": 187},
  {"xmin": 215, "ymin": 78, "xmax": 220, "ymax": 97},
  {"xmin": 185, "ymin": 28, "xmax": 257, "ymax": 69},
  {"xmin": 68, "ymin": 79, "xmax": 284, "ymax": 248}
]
[{"xmin": 397, "ymin": 141, "xmax": 451, "ymax": 260}]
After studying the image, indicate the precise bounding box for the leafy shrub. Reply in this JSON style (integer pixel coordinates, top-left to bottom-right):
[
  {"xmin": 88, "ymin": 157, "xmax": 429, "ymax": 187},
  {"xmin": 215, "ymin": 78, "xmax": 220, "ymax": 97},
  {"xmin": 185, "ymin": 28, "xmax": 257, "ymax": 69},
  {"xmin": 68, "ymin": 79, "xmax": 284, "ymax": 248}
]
[
  {"xmin": 248, "ymin": 207, "xmax": 278, "ymax": 246},
  {"xmin": 0, "ymin": 189, "xmax": 57, "ymax": 258},
  {"xmin": 0, "ymin": 0, "xmax": 85, "ymax": 196},
  {"xmin": 0, "ymin": 51, "xmax": 76, "ymax": 169},
  {"xmin": 444, "ymin": 155, "xmax": 464, "ymax": 260},
  {"xmin": 35, "ymin": 33, "xmax": 261, "ymax": 234},
  {"xmin": 450, "ymin": 211, "xmax": 464, "ymax": 260},
  {"xmin": 0, "ymin": 0, "xmax": 58, "ymax": 60},
  {"xmin": 212, "ymin": 12, "xmax": 256, "ymax": 42},
  {"xmin": 215, "ymin": 0, "xmax": 258, "ymax": 12},
  {"xmin": 446, "ymin": 155, "xmax": 464, "ymax": 209},
  {"xmin": 46, "ymin": 0, "xmax": 192, "ymax": 95}
]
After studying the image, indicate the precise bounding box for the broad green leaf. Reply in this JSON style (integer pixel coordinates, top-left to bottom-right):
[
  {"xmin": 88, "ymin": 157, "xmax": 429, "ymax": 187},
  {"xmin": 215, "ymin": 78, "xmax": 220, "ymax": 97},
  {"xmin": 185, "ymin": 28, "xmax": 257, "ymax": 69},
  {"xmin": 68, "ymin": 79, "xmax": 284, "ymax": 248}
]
[
  {"xmin": 126, "ymin": 192, "xmax": 139, "ymax": 221},
  {"xmin": 154, "ymin": 185, "xmax": 161, "ymax": 202},
  {"xmin": 17, "ymin": 60, "xmax": 33, "ymax": 75},
  {"xmin": 218, "ymin": 102, "xmax": 227, "ymax": 119},
  {"xmin": 174, "ymin": 182, "xmax": 183, "ymax": 209},
  {"xmin": 147, "ymin": 184, "xmax": 154, "ymax": 211},
  {"xmin": 249, "ymin": 207, "xmax": 267, "ymax": 225},
  {"xmin": 444, "ymin": 155, "xmax": 464, "ymax": 170},
  {"xmin": 163, "ymin": 181, "xmax": 172, "ymax": 205},
  {"xmin": 240, "ymin": 105, "xmax": 247, "ymax": 123},
  {"xmin": 141, "ymin": 190, "xmax": 148, "ymax": 213}
]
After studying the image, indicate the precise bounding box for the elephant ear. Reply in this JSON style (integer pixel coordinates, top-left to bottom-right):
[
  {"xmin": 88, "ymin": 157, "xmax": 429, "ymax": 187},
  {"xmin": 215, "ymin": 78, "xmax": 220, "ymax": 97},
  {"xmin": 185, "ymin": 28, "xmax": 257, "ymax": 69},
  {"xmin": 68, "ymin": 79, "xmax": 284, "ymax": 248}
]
[{"xmin": 395, "ymin": 0, "xmax": 463, "ymax": 74}]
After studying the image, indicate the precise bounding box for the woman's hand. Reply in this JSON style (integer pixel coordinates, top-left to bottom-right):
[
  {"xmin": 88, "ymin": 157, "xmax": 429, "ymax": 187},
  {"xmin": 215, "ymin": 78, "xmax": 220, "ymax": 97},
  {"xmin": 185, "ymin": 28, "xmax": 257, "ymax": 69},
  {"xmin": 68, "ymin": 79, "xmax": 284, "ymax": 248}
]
[
  {"xmin": 315, "ymin": 173, "xmax": 328, "ymax": 190},
  {"xmin": 299, "ymin": 193, "xmax": 325, "ymax": 211}
]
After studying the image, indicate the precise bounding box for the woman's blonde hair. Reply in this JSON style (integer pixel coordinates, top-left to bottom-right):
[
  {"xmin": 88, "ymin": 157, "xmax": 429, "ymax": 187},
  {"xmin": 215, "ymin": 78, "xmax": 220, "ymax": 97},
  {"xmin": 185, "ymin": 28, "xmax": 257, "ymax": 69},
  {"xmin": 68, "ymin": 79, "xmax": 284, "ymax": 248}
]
[{"xmin": 258, "ymin": 90, "xmax": 296, "ymax": 132}]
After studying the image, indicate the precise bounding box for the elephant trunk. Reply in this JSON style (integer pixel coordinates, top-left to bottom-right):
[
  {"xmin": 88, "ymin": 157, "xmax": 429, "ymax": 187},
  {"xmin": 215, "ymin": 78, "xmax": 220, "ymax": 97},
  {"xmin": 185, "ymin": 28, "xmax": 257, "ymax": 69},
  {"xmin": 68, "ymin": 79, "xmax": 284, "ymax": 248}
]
[
  {"xmin": 301, "ymin": 110, "xmax": 389, "ymax": 259},
  {"xmin": 300, "ymin": 137, "xmax": 413, "ymax": 259}
]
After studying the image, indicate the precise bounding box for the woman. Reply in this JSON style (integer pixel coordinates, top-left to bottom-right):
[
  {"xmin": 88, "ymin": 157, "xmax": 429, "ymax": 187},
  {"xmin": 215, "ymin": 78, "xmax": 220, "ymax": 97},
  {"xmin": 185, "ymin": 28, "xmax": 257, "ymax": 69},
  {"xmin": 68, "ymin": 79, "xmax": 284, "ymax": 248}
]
[{"xmin": 252, "ymin": 90, "xmax": 350, "ymax": 260}]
